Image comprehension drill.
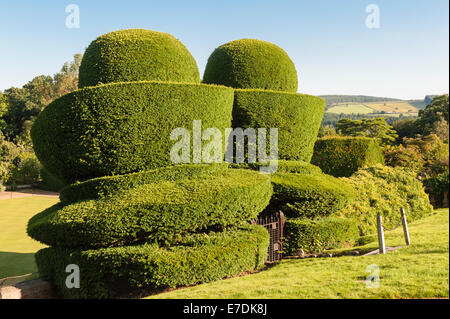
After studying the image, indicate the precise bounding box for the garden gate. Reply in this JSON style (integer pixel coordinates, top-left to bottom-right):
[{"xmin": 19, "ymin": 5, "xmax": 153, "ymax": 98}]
[{"xmin": 253, "ymin": 211, "xmax": 285, "ymax": 263}]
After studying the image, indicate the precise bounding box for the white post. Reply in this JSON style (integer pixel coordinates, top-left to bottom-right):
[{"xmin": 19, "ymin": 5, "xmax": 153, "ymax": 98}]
[
  {"xmin": 400, "ymin": 208, "xmax": 410, "ymax": 246},
  {"xmin": 377, "ymin": 215, "xmax": 386, "ymax": 254}
]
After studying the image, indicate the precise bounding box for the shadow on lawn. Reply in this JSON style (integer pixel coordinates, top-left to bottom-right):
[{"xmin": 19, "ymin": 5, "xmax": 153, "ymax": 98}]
[{"xmin": 0, "ymin": 251, "xmax": 38, "ymax": 287}]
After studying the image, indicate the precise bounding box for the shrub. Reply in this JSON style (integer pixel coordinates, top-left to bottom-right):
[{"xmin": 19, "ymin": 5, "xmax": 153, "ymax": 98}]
[
  {"xmin": 35, "ymin": 225, "xmax": 269, "ymax": 299},
  {"xmin": 78, "ymin": 29, "xmax": 200, "ymax": 88},
  {"xmin": 28, "ymin": 169, "xmax": 273, "ymax": 248},
  {"xmin": 232, "ymin": 89, "xmax": 325, "ymax": 162},
  {"xmin": 59, "ymin": 163, "xmax": 228, "ymax": 204},
  {"xmin": 203, "ymin": 39, "xmax": 298, "ymax": 92},
  {"xmin": 8, "ymin": 152, "xmax": 41, "ymax": 185},
  {"xmin": 383, "ymin": 144, "xmax": 425, "ymax": 173},
  {"xmin": 422, "ymin": 172, "xmax": 449, "ymax": 196},
  {"xmin": 336, "ymin": 165, "xmax": 434, "ymax": 235},
  {"xmin": 231, "ymin": 160, "xmax": 323, "ymax": 175},
  {"xmin": 269, "ymin": 172, "xmax": 356, "ymax": 218},
  {"xmin": 283, "ymin": 217, "xmax": 359, "ymax": 255},
  {"xmin": 311, "ymin": 136, "xmax": 384, "ymax": 177},
  {"xmin": 31, "ymin": 81, "xmax": 234, "ymax": 183}
]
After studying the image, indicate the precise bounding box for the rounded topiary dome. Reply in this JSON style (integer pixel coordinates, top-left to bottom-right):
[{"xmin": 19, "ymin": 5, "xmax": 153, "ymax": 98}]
[
  {"xmin": 203, "ymin": 39, "xmax": 298, "ymax": 92},
  {"xmin": 78, "ymin": 29, "xmax": 200, "ymax": 88}
]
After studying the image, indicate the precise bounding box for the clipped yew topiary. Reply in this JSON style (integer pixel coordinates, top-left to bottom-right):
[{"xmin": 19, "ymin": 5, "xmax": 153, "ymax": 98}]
[
  {"xmin": 59, "ymin": 163, "xmax": 229, "ymax": 204},
  {"xmin": 232, "ymin": 89, "xmax": 325, "ymax": 162},
  {"xmin": 31, "ymin": 81, "xmax": 234, "ymax": 184},
  {"xmin": 203, "ymin": 39, "xmax": 298, "ymax": 92},
  {"xmin": 269, "ymin": 172, "xmax": 356, "ymax": 219},
  {"xmin": 35, "ymin": 225, "xmax": 269, "ymax": 299},
  {"xmin": 28, "ymin": 169, "xmax": 272, "ymax": 248},
  {"xmin": 78, "ymin": 29, "xmax": 200, "ymax": 88},
  {"xmin": 283, "ymin": 217, "xmax": 359, "ymax": 254},
  {"xmin": 311, "ymin": 136, "xmax": 384, "ymax": 177},
  {"xmin": 28, "ymin": 29, "xmax": 273, "ymax": 298}
]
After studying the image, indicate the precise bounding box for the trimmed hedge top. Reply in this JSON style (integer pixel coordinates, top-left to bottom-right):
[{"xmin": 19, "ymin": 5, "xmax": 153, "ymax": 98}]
[
  {"xmin": 31, "ymin": 81, "xmax": 234, "ymax": 183},
  {"xmin": 232, "ymin": 89, "xmax": 325, "ymax": 162},
  {"xmin": 311, "ymin": 136, "xmax": 384, "ymax": 177},
  {"xmin": 27, "ymin": 169, "xmax": 273, "ymax": 248},
  {"xmin": 203, "ymin": 39, "xmax": 298, "ymax": 92},
  {"xmin": 78, "ymin": 29, "xmax": 200, "ymax": 88}
]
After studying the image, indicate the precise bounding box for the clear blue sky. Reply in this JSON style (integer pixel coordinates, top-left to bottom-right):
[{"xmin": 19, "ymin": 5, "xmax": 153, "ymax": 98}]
[{"xmin": 0, "ymin": 0, "xmax": 448, "ymax": 99}]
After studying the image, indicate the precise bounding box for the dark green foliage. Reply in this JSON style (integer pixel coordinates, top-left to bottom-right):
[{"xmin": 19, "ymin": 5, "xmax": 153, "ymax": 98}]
[
  {"xmin": 423, "ymin": 172, "xmax": 449, "ymax": 195},
  {"xmin": 311, "ymin": 136, "xmax": 384, "ymax": 177},
  {"xmin": 203, "ymin": 39, "xmax": 298, "ymax": 92},
  {"xmin": 38, "ymin": 167, "xmax": 66, "ymax": 192},
  {"xmin": 269, "ymin": 172, "xmax": 356, "ymax": 218},
  {"xmin": 59, "ymin": 163, "xmax": 228, "ymax": 204},
  {"xmin": 336, "ymin": 165, "xmax": 434, "ymax": 235},
  {"xmin": 232, "ymin": 89, "xmax": 325, "ymax": 162},
  {"xmin": 35, "ymin": 225, "xmax": 269, "ymax": 299},
  {"xmin": 31, "ymin": 81, "xmax": 234, "ymax": 184},
  {"xmin": 283, "ymin": 217, "xmax": 359, "ymax": 254},
  {"xmin": 231, "ymin": 160, "xmax": 323, "ymax": 175},
  {"xmin": 28, "ymin": 169, "xmax": 272, "ymax": 248},
  {"xmin": 78, "ymin": 29, "xmax": 200, "ymax": 88}
]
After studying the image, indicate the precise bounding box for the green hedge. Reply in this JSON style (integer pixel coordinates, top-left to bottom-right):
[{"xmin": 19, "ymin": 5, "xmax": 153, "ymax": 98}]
[
  {"xmin": 269, "ymin": 172, "xmax": 356, "ymax": 219},
  {"xmin": 31, "ymin": 81, "xmax": 234, "ymax": 184},
  {"xmin": 28, "ymin": 169, "xmax": 272, "ymax": 248},
  {"xmin": 283, "ymin": 217, "xmax": 359, "ymax": 255},
  {"xmin": 78, "ymin": 29, "xmax": 200, "ymax": 88},
  {"xmin": 59, "ymin": 163, "xmax": 228, "ymax": 204},
  {"xmin": 231, "ymin": 160, "xmax": 323, "ymax": 175},
  {"xmin": 336, "ymin": 165, "xmax": 434, "ymax": 235},
  {"xmin": 35, "ymin": 225, "xmax": 269, "ymax": 299},
  {"xmin": 38, "ymin": 167, "xmax": 66, "ymax": 192},
  {"xmin": 311, "ymin": 136, "xmax": 384, "ymax": 177},
  {"xmin": 203, "ymin": 39, "xmax": 298, "ymax": 92},
  {"xmin": 232, "ymin": 89, "xmax": 325, "ymax": 162}
]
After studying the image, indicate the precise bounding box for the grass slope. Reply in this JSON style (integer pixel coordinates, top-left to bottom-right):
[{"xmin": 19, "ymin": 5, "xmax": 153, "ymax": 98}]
[
  {"xmin": 148, "ymin": 209, "xmax": 449, "ymax": 299},
  {"xmin": 0, "ymin": 197, "xmax": 58, "ymax": 285}
]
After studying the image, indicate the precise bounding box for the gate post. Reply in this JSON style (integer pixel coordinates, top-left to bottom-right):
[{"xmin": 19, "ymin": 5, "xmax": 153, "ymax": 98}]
[
  {"xmin": 400, "ymin": 208, "xmax": 410, "ymax": 246},
  {"xmin": 377, "ymin": 215, "xmax": 386, "ymax": 254}
]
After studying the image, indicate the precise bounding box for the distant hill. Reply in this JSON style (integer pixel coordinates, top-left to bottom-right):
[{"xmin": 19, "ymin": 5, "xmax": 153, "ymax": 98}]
[
  {"xmin": 318, "ymin": 95, "xmax": 399, "ymax": 106},
  {"xmin": 318, "ymin": 95, "xmax": 429, "ymax": 110}
]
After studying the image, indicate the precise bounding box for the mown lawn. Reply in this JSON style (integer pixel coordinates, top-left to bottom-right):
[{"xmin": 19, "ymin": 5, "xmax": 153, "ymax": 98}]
[
  {"xmin": 148, "ymin": 209, "xmax": 449, "ymax": 299},
  {"xmin": 0, "ymin": 196, "xmax": 58, "ymax": 285}
]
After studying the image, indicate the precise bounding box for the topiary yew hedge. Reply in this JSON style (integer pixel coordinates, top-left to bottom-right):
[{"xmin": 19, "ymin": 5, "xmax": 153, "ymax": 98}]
[
  {"xmin": 283, "ymin": 217, "xmax": 359, "ymax": 254},
  {"xmin": 311, "ymin": 136, "xmax": 384, "ymax": 177},
  {"xmin": 269, "ymin": 172, "xmax": 356, "ymax": 219},
  {"xmin": 203, "ymin": 39, "xmax": 298, "ymax": 92},
  {"xmin": 31, "ymin": 81, "xmax": 234, "ymax": 184},
  {"xmin": 78, "ymin": 29, "xmax": 200, "ymax": 88},
  {"xmin": 35, "ymin": 225, "xmax": 269, "ymax": 299},
  {"xmin": 59, "ymin": 163, "xmax": 228, "ymax": 204},
  {"xmin": 28, "ymin": 169, "xmax": 272, "ymax": 248},
  {"xmin": 232, "ymin": 89, "xmax": 325, "ymax": 162}
]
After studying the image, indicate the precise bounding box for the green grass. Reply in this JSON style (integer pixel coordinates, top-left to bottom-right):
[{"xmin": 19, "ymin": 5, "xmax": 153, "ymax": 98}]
[
  {"xmin": 326, "ymin": 103, "xmax": 374, "ymax": 114},
  {"xmin": 148, "ymin": 209, "xmax": 449, "ymax": 299},
  {"xmin": 0, "ymin": 196, "xmax": 58, "ymax": 285}
]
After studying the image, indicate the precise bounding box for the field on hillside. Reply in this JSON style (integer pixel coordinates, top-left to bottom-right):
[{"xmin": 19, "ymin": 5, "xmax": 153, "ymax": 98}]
[
  {"xmin": 326, "ymin": 100, "xmax": 421, "ymax": 116},
  {"xmin": 326, "ymin": 103, "xmax": 375, "ymax": 114},
  {"xmin": 364, "ymin": 101, "xmax": 419, "ymax": 113}
]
